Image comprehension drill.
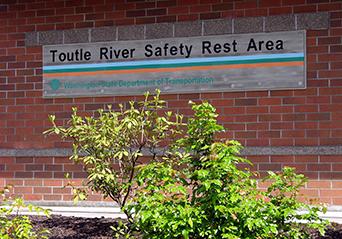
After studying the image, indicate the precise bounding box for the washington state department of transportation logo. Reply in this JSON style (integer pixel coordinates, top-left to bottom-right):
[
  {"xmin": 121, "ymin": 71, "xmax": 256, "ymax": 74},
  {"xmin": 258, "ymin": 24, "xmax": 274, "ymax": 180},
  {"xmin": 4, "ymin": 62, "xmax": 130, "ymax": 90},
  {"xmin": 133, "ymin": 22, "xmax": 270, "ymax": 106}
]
[{"xmin": 49, "ymin": 79, "xmax": 61, "ymax": 91}]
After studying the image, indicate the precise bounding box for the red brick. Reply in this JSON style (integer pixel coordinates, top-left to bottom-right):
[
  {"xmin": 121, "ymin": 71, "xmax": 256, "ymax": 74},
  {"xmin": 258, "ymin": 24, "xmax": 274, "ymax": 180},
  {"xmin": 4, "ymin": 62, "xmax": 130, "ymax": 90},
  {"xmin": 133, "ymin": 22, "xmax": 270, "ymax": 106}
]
[
  {"xmin": 270, "ymin": 90, "xmax": 294, "ymax": 97},
  {"xmin": 321, "ymin": 172, "xmax": 342, "ymax": 180},
  {"xmin": 24, "ymin": 179, "xmax": 43, "ymax": 186},
  {"xmin": 45, "ymin": 164, "xmax": 63, "ymax": 171},
  {"xmin": 246, "ymin": 106, "xmax": 268, "ymax": 114},
  {"xmin": 295, "ymin": 122, "xmax": 318, "ymax": 129},
  {"xmin": 318, "ymin": 3, "xmax": 342, "ymax": 11},
  {"xmin": 247, "ymin": 122, "xmax": 268, "ymax": 130},
  {"xmin": 320, "ymin": 190, "xmax": 342, "ymax": 198},
  {"xmin": 34, "ymin": 187, "xmax": 52, "ymax": 194},
  {"xmin": 190, "ymin": 5, "xmax": 210, "ymax": 13},
  {"xmin": 134, "ymin": 2, "xmax": 155, "ymax": 9},
  {"xmin": 64, "ymin": 164, "xmax": 84, "ymax": 172},
  {"xmin": 23, "ymin": 194, "xmax": 43, "ymax": 200},
  {"xmin": 15, "ymin": 157, "xmax": 33, "ymax": 164},
  {"xmin": 321, "ymin": 138, "xmax": 342, "ymax": 145},
  {"xmin": 6, "ymin": 164, "xmax": 25, "ymax": 172},
  {"xmin": 295, "ymin": 138, "xmax": 319, "ymax": 146},
  {"xmin": 294, "ymin": 105, "xmax": 318, "ymax": 112},
  {"xmin": 306, "ymin": 129, "xmax": 330, "ymax": 137},
  {"xmin": 56, "ymin": 23, "xmax": 75, "ymax": 30},
  {"xmin": 212, "ymin": 3, "xmax": 233, "ymax": 11},
  {"xmin": 332, "ymin": 198, "xmax": 342, "ymax": 204},
  {"xmin": 270, "ymin": 106, "xmax": 294, "ymax": 113},
  {"xmin": 319, "ymin": 70, "xmax": 342, "ymax": 78},
  {"xmin": 259, "ymin": 163, "xmax": 282, "ymax": 171},
  {"xmin": 211, "ymin": 99, "xmax": 234, "ymax": 107},
  {"xmin": 318, "ymin": 53, "xmax": 342, "ymax": 62},
  {"xmin": 222, "ymin": 10, "xmax": 245, "ymax": 18},
  {"xmin": 235, "ymin": 98, "xmax": 257, "ymax": 106},
  {"xmin": 320, "ymin": 104, "xmax": 342, "ymax": 113},
  {"xmin": 247, "ymin": 156, "xmax": 270, "ymax": 164},
  {"xmin": 168, "ymin": 6, "xmax": 189, "ymax": 15},
  {"xmin": 223, "ymin": 107, "xmax": 245, "ymax": 114},
  {"xmin": 44, "ymin": 195, "xmax": 63, "ymax": 200},
  {"xmin": 308, "ymin": 164, "xmax": 331, "ymax": 172},
  {"xmin": 14, "ymin": 186, "xmax": 32, "ymax": 194},
  {"xmin": 157, "ymin": 16, "xmax": 176, "ymax": 23},
  {"xmin": 258, "ymin": 131, "xmax": 280, "ymax": 138},
  {"xmin": 293, "ymin": 4, "xmax": 317, "ymax": 13},
  {"xmin": 270, "ymin": 155, "xmax": 294, "ymax": 163},
  {"xmin": 260, "ymin": 0, "xmax": 281, "ymax": 7},
  {"xmin": 283, "ymin": 163, "xmax": 307, "ymax": 171},
  {"xmin": 126, "ymin": 10, "xmax": 146, "ymax": 17},
  {"xmin": 256, "ymin": 98, "xmax": 278, "ymax": 106},
  {"xmin": 332, "ymin": 129, "xmax": 342, "ymax": 137},
  {"xmin": 258, "ymin": 114, "xmax": 281, "ymax": 122},
  {"xmin": 282, "ymin": 97, "xmax": 305, "ymax": 105},
  {"xmin": 332, "ymin": 181, "xmax": 342, "ymax": 188},
  {"xmin": 245, "ymin": 139, "xmax": 269, "ymax": 146},
  {"xmin": 177, "ymin": 14, "xmax": 199, "ymax": 21},
  {"xmin": 73, "ymin": 172, "xmax": 88, "ymax": 178},
  {"xmin": 234, "ymin": 115, "xmax": 257, "ymax": 122},
  {"xmin": 200, "ymin": 12, "xmax": 221, "ymax": 20},
  {"xmin": 157, "ymin": 0, "xmax": 176, "ymax": 8},
  {"xmin": 283, "ymin": 0, "xmax": 306, "ymax": 5},
  {"xmin": 53, "ymin": 187, "xmax": 71, "ymax": 194},
  {"xmin": 299, "ymin": 189, "xmax": 319, "ymax": 197},
  {"xmin": 307, "ymin": 113, "xmax": 331, "ymax": 121},
  {"xmin": 147, "ymin": 8, "xmax": 166, "ymax": 16},
  {"xmin": 307, "ymin": 181, "xmax": 331, "ymax": 189},
  {"xmin": 235, "ymin": 1, "xmax": 257, "ymax": 9},
  {"xmin": 282, "ymin": 130, "xmax": 305, "ymax": 138},
  {"xmin": 43, "ymin": 179, "xmax": 64, "ymax": 187},
  {"xmin": 270, "ymin": 138, "xmax": 293, "ymax": 146},
  {"xmin": 306, "ymin": 96, "xmax": 330, "ymax": 104},
  {"xmin": 34, "ymin": 172, "xmax": 53, "ymax": 178},
  {"xmin": 332, "ymin": 164, "xmax": 342, "ymax": 172},
  {"xmin": 245, "ymin": 8, "xmax": 268, "ymax": 17}
]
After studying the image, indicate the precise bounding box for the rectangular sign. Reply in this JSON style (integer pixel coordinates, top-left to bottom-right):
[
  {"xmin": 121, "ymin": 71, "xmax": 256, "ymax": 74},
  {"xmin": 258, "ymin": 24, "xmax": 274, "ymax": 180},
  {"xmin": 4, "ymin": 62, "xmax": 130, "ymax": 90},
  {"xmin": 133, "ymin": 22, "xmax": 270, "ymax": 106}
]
[{"xmin": 43, "ymin": 30, "xmax": 306, "ymax": 98}]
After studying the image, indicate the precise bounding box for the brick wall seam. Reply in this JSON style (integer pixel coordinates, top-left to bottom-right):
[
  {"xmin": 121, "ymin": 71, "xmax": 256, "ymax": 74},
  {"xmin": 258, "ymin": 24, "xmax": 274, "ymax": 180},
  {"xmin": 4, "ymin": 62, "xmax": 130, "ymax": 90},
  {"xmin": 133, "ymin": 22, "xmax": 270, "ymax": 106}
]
[
  {"xmin": 1, "ymin": 146, "xmax": 342, "ymax": 157},
  {"xmin": 25, "ymin": 12, "xmax": 330, "ymax": 47}
]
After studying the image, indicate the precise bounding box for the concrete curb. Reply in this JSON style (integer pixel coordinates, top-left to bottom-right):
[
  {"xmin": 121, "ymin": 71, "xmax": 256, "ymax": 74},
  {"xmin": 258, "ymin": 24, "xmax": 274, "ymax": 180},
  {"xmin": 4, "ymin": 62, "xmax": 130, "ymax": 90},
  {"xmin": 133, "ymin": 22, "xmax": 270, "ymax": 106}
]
[{"xmin": 11, "ymin": 202, "xmax": 342, "ymax": 223}]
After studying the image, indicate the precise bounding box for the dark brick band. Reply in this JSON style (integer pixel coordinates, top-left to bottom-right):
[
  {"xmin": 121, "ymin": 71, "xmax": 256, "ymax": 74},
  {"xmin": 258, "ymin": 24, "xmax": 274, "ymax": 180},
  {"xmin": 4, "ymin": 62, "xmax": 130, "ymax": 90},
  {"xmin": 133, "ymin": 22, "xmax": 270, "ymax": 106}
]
[
  {"xmin": 25, "ymin": 12, "xmax": 329, "ymax": 46},
  {"xmin": 1, "ymin": 145, "xmax": 341, "ymax": 157}
]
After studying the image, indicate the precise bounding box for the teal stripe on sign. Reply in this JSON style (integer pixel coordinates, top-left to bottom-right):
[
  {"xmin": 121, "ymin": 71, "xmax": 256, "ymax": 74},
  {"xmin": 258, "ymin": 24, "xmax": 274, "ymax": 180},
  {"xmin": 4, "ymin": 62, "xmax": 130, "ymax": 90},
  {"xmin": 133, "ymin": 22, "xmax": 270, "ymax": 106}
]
[
  {"xmin": 44, "ymin": 52, "xmax": 305, "ymax": 70},
  {"xmin": 44, "ymin": 56, "xmax": 304, "ymax": 74}
]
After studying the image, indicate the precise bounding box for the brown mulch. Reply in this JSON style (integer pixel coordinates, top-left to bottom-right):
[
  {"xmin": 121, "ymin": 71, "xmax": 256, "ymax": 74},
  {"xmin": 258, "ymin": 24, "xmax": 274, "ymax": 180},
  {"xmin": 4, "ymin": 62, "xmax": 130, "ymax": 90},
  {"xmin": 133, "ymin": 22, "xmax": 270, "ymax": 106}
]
[
  {"xmin": 32, "ymin": 215, "xmax": 115, "ymax": 239},
  {"xmin": 31, "ymin": 215, "xmax": 342, "ymax": 239}
]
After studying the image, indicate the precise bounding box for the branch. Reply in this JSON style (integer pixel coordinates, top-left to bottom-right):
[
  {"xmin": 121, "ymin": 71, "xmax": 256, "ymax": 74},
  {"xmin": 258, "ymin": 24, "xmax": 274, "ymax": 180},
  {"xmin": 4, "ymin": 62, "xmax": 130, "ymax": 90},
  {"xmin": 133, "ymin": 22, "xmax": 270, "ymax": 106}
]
[{"xmin": 121, "ymin": 144, "xmax": 144, "ymax": 209}]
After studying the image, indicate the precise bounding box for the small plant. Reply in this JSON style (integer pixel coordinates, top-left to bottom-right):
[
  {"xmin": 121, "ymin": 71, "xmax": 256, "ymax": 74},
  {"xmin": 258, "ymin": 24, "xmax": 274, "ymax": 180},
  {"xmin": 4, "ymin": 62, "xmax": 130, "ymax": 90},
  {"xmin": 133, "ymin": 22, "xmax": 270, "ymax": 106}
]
[
  {"xmin": 261, "ymin": 167, "xmax": 329, "ymax": 238},
  {"xmin": 45, "ymin": 90, "xmax": 183, "ymax": 220},
  {"xmin": 0, "ymin": 186, "xmax": 50, "ymax": 239},
  {"xmin": 130, "ymin": 101, "xmax": 329, "ymax": 239}
]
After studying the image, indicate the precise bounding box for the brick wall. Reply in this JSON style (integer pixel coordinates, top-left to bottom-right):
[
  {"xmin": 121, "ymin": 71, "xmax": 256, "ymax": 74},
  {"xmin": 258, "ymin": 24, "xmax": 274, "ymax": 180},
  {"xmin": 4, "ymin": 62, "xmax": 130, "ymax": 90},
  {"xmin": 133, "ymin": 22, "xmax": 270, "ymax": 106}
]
[{"xmin": 0, "ymin": 0, "xmax": 342, "ymax": 205}]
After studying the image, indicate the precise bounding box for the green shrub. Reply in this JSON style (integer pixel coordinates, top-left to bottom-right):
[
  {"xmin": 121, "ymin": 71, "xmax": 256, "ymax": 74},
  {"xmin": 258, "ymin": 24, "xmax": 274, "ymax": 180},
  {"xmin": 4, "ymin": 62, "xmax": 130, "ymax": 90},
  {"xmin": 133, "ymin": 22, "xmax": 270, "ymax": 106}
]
[
  {"xmin": 130, "ymin": 101, "xmax": 329, "ymax": 239},
  {"xmin": 0, "ymin": 186, "xmax": 50, "ymax": 239},
  {"xmin": 45, "ymin": 90, "xmax": 183, "ymax": 220},
  {"xmin": 46, "ymin": 92, "xmax": 329, "ymax": 239}
]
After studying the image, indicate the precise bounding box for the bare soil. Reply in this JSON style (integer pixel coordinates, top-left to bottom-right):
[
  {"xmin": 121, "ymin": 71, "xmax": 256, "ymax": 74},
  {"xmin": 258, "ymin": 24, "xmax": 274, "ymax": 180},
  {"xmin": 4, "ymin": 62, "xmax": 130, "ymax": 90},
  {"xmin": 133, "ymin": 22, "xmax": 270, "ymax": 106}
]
[{"xmin": 31, "ymin": 215, "xmax": 342, "ymax": 239}]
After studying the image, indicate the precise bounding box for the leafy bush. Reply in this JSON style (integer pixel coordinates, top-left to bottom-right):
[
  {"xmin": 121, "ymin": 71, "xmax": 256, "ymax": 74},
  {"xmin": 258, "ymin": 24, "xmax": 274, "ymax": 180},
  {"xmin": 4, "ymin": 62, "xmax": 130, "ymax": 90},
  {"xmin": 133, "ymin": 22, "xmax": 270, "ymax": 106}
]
[
  {"xmin": 130, "ymin": 102, "xmax": 329, "ymax": 239},
  {"xmin": 45, "ymin": 90, "xmax": 183, "ymax": 219},
  {"xmin": 0, "ymin": 186, "xmax": 50, "ymax": 239},
  {"xmin": 47, "ymin": 92, "xmax": 329, "ymax": 239}
]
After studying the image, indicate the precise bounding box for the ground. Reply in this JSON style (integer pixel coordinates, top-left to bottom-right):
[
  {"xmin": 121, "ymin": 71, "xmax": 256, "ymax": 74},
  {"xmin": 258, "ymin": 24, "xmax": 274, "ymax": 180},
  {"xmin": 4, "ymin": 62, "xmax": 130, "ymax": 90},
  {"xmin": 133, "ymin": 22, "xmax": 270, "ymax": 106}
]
[{"xmin": 31, "ymin": 215, "xmax": 342, "ymax": 239}]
